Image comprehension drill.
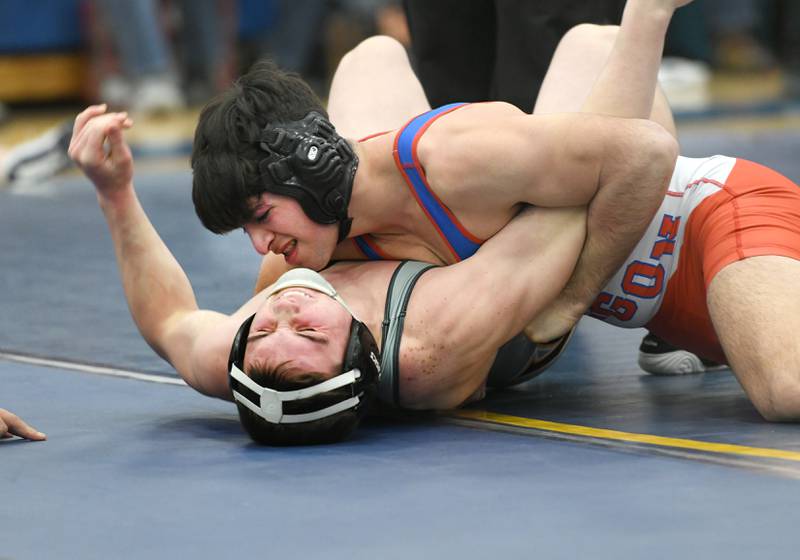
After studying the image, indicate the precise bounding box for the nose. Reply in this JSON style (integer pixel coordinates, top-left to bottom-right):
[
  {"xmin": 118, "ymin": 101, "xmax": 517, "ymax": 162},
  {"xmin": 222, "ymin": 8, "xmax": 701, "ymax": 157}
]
[
  {"xmin": 271, "ymin": 293, "xmax": 305, "ymax": 315},
  {"xmin": 243, "ymin": 225, "xmax": 274, "ymax": 256}
]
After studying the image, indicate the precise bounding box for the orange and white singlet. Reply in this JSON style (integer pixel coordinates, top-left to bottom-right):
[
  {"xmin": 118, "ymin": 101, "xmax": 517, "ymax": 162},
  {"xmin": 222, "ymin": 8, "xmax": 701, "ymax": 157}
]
[{"xmin": 589, "ymin": 155, "xmax": 800, "ymax": 363}]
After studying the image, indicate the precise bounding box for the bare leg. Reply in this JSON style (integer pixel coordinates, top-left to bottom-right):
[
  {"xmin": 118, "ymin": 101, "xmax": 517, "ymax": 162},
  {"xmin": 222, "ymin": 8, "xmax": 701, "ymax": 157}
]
[
  {"xmin": 533, "ymin": 24, "xmax": 677, "ymax": 138},
  {"xmin": 327, "ymin": 35, "xmax": 431, "ymax": 139},
  {"xmin": 707, "ymin": 256, "xmax": 800, "ymax": 420}
]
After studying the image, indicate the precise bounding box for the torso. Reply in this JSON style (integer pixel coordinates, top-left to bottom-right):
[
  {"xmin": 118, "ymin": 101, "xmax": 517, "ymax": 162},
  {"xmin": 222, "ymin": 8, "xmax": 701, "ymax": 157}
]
[
  {"xmin": 324, "ymin": 259, "xmax": 490, "ymax": 409},
  {"xmin": 331, "ymin": 102, "xmax": 523, "ymax": 266}
]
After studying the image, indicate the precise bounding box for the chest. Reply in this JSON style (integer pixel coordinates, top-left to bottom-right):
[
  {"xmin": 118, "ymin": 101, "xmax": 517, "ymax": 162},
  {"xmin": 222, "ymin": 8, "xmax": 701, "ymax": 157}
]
[{"xmin": 343, "ymin": 154, "xmax": 516, "ymax": 265}]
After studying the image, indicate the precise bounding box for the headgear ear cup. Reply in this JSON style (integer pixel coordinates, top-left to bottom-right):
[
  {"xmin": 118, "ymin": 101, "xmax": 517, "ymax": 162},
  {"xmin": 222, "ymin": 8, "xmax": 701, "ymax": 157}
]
[
  {"xmin": 228, "ymin": 314, "xmax": 256, "ymax": 384},
  {"xmin": 258, "ymin": 111, "xmax": 358, "ymax": 241}
]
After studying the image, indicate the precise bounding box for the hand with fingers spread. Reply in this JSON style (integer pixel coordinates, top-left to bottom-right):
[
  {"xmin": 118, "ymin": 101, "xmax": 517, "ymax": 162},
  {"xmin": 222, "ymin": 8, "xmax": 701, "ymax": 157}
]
[
  {"xmin": 68, "ymin": 104, "xmax": 134, "ymax": 202},
  {"xmin": 0, "ymin": 408, "xmax": 46, "ymax": 441}
]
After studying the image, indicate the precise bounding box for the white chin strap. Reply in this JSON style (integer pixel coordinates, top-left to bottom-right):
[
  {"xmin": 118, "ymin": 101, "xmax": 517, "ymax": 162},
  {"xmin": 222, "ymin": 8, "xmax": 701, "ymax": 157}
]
[{"xmin": 230, "ymin": 363, "xmax": 362, "ymax": 424}]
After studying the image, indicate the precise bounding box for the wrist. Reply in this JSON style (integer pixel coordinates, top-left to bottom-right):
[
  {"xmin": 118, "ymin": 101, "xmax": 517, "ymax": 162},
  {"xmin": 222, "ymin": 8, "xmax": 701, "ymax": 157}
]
[
  {"xmin": 632, "ymin": 0, "xmax": 675, "ymax": 23},
  {"xmin": 97, "ymin": 181, "xmax": 136, "ymax": 212},
  {"xmin": 622, "ymin": 0, "xmax": 674, "ymax": 33}
]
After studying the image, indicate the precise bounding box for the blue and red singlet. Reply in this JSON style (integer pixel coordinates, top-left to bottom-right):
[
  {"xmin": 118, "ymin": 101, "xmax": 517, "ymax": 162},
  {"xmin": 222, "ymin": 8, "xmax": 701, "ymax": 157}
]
[{"xmin": 353, "ymin": 103, "xmax": 484, "ymax": 262}]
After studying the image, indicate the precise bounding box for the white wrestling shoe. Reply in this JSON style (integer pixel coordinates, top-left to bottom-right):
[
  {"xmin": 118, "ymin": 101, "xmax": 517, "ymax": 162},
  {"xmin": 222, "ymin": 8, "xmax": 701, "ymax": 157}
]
[{"xmin": 638, "ymin": 333, "xmax": 728, "ymax": 375}]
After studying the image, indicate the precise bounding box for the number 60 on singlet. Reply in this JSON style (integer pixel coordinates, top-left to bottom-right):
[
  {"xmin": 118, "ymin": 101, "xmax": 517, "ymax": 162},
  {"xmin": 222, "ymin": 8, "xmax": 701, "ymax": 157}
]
[{"xmin": 590, "ymin": 214, "xmax": 681, "ymax": 324}]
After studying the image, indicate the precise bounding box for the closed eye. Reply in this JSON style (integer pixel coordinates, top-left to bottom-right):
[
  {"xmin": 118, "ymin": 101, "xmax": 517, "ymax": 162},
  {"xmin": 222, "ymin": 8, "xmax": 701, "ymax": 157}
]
[
  {"xmin": 297, "ymin": 329, "xmax": 328, "ymax": 343},
  {"xmin": 255, "ymin": 208, "xmax": 272, "ymax": 223},
  {"xmin": 247, "ymin": 330, "xmax": 273, "ymax": 342}
]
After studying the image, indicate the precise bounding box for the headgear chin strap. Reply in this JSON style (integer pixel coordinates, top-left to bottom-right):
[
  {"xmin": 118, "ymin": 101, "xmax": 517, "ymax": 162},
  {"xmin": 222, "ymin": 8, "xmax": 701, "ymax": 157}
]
[
  {"xmin": 229, "ymin": 360, "xmax": 363, "ymax": 424},
  {"xmin": 258, "ymin": 111, "xmax": 358, "ymax": 242},
  {"xmin": 227, "ymin": 269, "xmax": 381, "ymax": 425}
]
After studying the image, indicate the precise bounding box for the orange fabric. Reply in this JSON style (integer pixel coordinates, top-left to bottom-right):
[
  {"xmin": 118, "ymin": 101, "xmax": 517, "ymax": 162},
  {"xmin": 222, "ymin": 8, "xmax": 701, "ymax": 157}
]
[
  {"xmin": 358, "ymin": 130, "xmax": 392, "ymax": 142},
  {"xmin": 647, "ymin": 159, "xmax": 800, "ymax": 364}
]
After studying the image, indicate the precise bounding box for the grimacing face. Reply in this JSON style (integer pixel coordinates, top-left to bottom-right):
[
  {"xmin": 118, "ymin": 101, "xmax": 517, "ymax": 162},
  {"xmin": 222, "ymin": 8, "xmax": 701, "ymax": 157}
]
[
  {"xmin": 244, "ymin": 286, "xmax": 352, "ymax": 383},
  {"xmin": 242, "ymin": 192, "xmax": 339, "ymax": 271}
]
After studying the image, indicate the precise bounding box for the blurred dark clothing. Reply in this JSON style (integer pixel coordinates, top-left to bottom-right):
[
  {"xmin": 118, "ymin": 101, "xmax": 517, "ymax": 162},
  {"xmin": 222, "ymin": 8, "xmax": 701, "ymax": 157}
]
[{"xmin": 402, "ymin": 0, "xmax": 625, "ymax": 112}]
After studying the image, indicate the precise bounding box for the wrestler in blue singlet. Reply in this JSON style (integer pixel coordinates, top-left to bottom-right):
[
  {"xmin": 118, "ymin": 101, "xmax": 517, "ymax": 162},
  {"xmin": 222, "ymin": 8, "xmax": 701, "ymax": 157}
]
[{"xmin": 353, "ymin": 103, "xmax": 484, "ymax": 262}]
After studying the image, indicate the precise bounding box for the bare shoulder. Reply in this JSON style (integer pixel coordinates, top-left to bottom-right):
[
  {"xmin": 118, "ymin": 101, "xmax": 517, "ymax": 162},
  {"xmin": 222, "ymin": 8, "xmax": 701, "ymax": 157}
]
[
  {"xmin": 417, "ymin": 101, "xmax": 528, "ymax": 180},
  {"xmin": 415, "ymin": 101, "xmax": 526, "ymax": 233},
  {"xmin": 396, "ymin": 285, "xmax": 496, "ymax": 409},
  {"xmin": 420, "ymin": 101, "xmax": 522, "ymax": 144}
]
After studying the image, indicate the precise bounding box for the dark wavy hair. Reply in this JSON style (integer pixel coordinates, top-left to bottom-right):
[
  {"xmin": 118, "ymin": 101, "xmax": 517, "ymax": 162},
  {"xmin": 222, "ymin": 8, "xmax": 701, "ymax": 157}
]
[{"xmin": 191, "ymin": 58, "xmax": 327, "ymax": 234}]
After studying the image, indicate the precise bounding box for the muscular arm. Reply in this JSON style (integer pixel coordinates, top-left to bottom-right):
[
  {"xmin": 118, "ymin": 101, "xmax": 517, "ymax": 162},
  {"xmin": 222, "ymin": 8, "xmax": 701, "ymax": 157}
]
[
  {"xmin": 437, "ymin": 111, "xmax": 677, "ymax": 341},
  {"xmin": 402, "ymin": 206, "xmax": 587, "ymax": 409},
  {"xmin": 526, "ymin": 1, "xmax": 687, "ymax": 340},
  {"xmin": 69, "ymin": 106, "xmax": 250, "ymax": 399},
  {"xmin": 97, "ymin": 187, "xmax": 236, "ymax": 397}
]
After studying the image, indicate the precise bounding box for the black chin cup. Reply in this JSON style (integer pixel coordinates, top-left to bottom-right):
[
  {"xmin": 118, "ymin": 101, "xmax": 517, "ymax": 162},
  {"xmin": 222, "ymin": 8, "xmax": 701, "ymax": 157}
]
[
  {"xmin": 258, "ymin": 112, "xmax": 357, "ymax": 240},
  {"xmin": 342, "ymin": 319, "xmax": 381, "ymax": 389}
]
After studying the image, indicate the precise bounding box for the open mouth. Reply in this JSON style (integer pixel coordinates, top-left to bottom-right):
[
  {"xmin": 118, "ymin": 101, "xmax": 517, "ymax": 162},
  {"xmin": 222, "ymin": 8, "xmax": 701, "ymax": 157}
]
[{"xmin": 281, "ymin": 240, "xmax": 298, "ymax": 263}]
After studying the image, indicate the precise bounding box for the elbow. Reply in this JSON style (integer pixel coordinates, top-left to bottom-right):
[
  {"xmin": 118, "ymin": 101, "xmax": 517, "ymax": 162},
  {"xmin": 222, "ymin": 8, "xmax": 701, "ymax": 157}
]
[{"xmin": 637, "ymin": 120, "xmax": 679, "ymax": 181}]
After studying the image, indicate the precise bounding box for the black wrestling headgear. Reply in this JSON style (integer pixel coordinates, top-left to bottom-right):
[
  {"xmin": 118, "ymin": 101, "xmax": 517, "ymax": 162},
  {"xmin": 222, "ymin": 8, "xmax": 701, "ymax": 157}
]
[
  {"xmin": 258, "ymin": 111, "xmax": 358, "ymax": 242},
  {"xmin": 227, "ymin": 270, "xmax": 381, "ymax": 425}
]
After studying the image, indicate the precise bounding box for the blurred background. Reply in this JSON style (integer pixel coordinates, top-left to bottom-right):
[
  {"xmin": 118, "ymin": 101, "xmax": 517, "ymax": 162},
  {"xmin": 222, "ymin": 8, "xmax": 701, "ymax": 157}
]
[{"xmin": 0, "ymin": 0, "xmax": 798, "ymax": 169}]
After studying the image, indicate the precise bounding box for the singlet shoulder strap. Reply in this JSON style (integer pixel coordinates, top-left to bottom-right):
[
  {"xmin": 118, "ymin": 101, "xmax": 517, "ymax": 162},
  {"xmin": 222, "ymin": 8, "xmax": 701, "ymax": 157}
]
[
  {"xmin": 378, "ymin": 260, "xmax": 437, "ymax": 406},
  {"xmin": 353, "ymin": 234, "xmax": 391, "ymax": 260},
  {"xmin": 393, "ymin": 103, "xmax": 484, "ymax": 262}
]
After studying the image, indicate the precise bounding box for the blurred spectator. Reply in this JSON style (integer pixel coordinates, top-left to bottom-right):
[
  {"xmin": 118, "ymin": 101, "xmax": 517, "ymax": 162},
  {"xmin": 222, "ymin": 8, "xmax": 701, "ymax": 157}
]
[
  {"xmin": 254, "ymin": 0, "xmax": 328, "ymax": 88},
  {"xmin": 252, "ymin": 0, "xmax": 407, "ymax": 96},
  {"xmin": 774, "ymin": 0, "xmax": 800, "ymax": 99},
  {"xmin": 324, "ymin": 0, "xmax": 409, "ymax": 83},
  {"xmin": 88, "ymin": 0, "xmax": 236, "ymax": 114},
  {"xmin": 704, "ymin": 0, "xmax": 775, "ymax": 73},
  {"xmin": 401, "ymin": 0, "xmax": 625, "ymax": 112}
]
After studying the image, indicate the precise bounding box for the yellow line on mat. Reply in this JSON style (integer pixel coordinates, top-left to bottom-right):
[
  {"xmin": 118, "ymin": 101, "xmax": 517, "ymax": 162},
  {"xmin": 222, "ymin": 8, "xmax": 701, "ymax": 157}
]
[{"xmin": 453, "ymin": 410, "xmax": 800, "ymax": 462}]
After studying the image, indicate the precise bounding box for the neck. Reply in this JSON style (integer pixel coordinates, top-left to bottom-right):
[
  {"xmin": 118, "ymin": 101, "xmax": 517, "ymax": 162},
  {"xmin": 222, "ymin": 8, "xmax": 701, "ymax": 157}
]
[{"xmin": 345, "ymin": 139, "xmax": 411, "ymax": 237}]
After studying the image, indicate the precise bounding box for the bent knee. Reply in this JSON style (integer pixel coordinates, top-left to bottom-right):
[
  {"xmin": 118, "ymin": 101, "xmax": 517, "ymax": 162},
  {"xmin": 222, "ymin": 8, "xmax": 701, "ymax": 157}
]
[
  {"xmin": 340, "ymin": 35, "xmax": 408, "ymax": 70},
  {"xmin": 751, "ymin": 380, "xmax": 800, "ymax": 422},
  {"xmin": 559, "ymin": 23, "xmax": 618, "ymax": 51}
]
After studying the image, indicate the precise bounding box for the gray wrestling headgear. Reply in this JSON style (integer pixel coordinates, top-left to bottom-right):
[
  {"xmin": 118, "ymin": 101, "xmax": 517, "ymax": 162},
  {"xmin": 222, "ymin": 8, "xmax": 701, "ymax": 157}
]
[
  {"xmin": 228, "ymin": 269, "xmax": 380, "ymax": 425},
  {"xmin": 258, "ymin": 111, "xmax": 358, "ymax": 242}
]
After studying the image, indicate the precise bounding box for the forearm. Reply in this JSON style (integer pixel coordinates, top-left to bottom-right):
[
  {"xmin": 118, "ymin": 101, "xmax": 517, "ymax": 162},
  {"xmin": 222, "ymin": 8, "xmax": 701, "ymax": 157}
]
[
  {"xmin": 98, "ymin": 186, "xmax": 199, "ymax": 359},
  {"xmin": 581, "ymin": 1, "xmax": 674, "ymax": 118},
  {"xmin": 556, "ymin": 125, "xmax": 678, "ymax": 314}
]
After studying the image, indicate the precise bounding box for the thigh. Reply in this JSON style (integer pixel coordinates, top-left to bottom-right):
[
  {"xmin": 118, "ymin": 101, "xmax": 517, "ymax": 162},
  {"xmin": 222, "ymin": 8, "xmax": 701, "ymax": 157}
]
[
  {"xmin": 707, "ymin": 256, "xmax": 800, "ymax": 419},
  {"xmin": 327, "ymin": 36, "xmax": 430, "ymax": 139},
  {"xmin": 533, "ymin": 23, "xmax": 676, "ymax": 137},
  {"xmin": 534, "ymin": 24, "xmax": 618, "ymax": 114}
]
